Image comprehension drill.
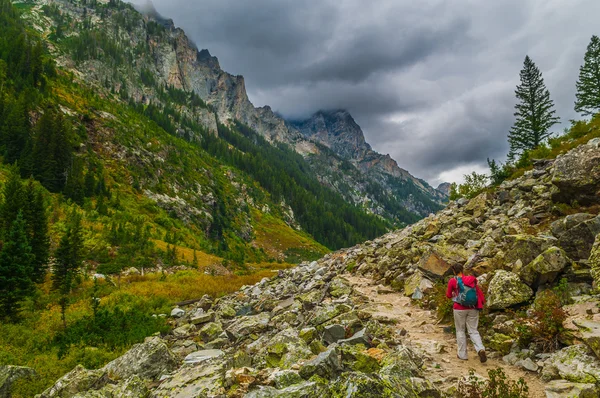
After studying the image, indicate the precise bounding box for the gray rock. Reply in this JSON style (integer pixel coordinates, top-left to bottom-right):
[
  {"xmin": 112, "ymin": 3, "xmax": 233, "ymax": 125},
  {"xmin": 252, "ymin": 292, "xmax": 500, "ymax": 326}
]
[
  {"xmin": 574, "ymin": 319, "xmax": 600, "ymax": 359},
  {"xmin": 245, "ymin": 381, "xmax": 325, "ymax": 398},
  {"xmin": 37, "ymin": 365, "xmax": 108, "ymax": 398},
  {"xmin": 543, "ymin": 345, "xmax": 600, "ymax": 383},
  {"xmin": 552, "ymin": 215, "xmax": 600, "ymax": 260},
  {"xmin": 552, "ymin": 141, "xmax": 600, "ymax": 205},
  {"xmin": 516, "ymin": 357, "xmax": 539, "ymax": 372},
  {"xmin": 190, "ymin": 310, "xmax": 214, "ymax": 325},
  {"xmin": 0, "ymin": 366, "xmax": 37, "ymax": 398},
  {"xmin": 226, "ymin": 312, "xmax": 271, "ymax": 339},
  {"xmin": 170, "ymin": 307, "xmax": 185, "ymax": 318},
  {"xmin": 299, "ymin": 345, "xmax": 341, "ymax": 380},
  {"xmin": 338, "ymin": 328, "xmax": 371, "ymax": 347},
  {"xmin": 183, "ymin": 349, "xmax": 225, "ymax": 365},
  {"xmin": 322, "ymin": 324, "xmax": 346, "ymax": 345},
  {"xmin": 103, "ymin": 336, "xmax": 178, "ymax": 381},
  {"xmin": 545, "ymin": 379, "xmax": 599, "ymax": 398}
]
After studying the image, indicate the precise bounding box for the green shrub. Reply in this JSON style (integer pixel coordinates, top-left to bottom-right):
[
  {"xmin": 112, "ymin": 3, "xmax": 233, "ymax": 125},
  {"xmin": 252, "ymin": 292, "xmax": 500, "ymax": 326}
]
[
  {"xmin": 54, "ymin": 304, "xmax": 169, "ymax": 357},
  {"xmin": 449, "ymin": 172, "xmax": 489, "ymax": 200},
  {"xmin": 458, "ymin": 368, "xmax": 529, "ymax": 398}
]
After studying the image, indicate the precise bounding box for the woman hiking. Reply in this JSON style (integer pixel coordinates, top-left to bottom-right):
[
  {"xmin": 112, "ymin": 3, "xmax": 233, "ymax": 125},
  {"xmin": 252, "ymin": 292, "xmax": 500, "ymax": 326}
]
[{"xmin": 446, "ymin": 262, "xmax": 487, "ymax": 362}]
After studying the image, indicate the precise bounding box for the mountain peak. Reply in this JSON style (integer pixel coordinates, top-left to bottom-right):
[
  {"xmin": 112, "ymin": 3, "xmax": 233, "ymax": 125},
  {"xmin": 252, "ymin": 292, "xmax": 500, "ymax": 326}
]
[{"xmin": 290, "ymin": 109, "xmax": 371, "ymax": 160}]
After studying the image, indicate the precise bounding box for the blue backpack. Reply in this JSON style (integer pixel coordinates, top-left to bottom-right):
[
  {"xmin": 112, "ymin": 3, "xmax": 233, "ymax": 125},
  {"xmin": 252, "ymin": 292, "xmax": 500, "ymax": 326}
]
[{"xmin": 453, "ymin": 276, "xmax": 478, "ymax": 307}]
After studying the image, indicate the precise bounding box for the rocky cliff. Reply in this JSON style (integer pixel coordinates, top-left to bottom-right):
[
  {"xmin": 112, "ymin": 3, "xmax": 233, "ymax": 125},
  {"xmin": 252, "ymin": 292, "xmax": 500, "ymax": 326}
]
[
  {"xmin": 24, "ymin": 0, "xmax": 443, "ymax": 223},
  {"xmin": 31, "ymin": 125, "xmax": 600, "ymax": 398}
]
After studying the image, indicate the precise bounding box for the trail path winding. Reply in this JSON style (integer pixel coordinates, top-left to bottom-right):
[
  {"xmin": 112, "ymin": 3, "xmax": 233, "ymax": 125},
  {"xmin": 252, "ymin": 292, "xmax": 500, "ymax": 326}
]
[{"xmin": 346, "ymin": 275, "xmax": 546, "ymax": 398}]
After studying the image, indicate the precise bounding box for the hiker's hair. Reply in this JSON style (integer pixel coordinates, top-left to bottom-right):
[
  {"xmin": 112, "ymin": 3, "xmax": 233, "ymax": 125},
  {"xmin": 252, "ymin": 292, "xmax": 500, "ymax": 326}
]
[{"xmin": 451, "ymin": 263, "xmax": 464, "ymax": 275}]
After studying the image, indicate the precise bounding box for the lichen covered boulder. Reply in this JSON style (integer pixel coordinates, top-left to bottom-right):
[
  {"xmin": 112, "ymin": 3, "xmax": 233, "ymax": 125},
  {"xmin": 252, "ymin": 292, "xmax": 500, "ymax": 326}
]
[
  {"xmin": 37, "ymin": 365, "xmax": 108, "ymax": 398},
  {"xmin": 518, "ymin": 246, "xmax": 570, "ymax": 287},
  {"xmin": 542, "ymin": 345, "xmax": 600, "ymax": 383},
  {"xmin": 102, "ymin": 336, "xmax": 178, "ymax": 381},
  {"xmin": 552, "ymin": 138, "xmax": 600, "ymax": 206},
  {"xmin": 486, "ymin": 270, "xmax": 533, "ymax": 310}
]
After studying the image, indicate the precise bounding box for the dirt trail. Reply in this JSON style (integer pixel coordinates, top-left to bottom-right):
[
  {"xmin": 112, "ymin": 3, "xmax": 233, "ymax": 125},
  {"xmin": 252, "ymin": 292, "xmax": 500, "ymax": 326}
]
[{"xmin": 346, "ymin": 275, "xmax": 546, "ymax": 398}]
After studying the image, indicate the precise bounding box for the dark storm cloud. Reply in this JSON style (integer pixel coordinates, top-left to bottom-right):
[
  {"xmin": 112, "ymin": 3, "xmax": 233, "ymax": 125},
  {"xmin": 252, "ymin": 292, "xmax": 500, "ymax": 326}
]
[{"xmin": 137, "ymin": 0, "xmax": 600, "ymax": 185}]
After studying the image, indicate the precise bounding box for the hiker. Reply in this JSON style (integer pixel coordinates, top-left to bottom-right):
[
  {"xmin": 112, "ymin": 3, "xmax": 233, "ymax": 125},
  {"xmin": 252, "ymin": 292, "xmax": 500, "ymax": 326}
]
[{"xmin": 446, "ymin": 262, "xmax": 487, "ymax": 362}]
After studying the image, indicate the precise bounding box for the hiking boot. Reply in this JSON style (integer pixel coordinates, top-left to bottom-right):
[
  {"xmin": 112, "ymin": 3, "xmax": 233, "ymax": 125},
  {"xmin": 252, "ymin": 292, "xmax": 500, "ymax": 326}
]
[{"xmin": 478, "ymin": 350, "xmax": 487, "ymax": 363}]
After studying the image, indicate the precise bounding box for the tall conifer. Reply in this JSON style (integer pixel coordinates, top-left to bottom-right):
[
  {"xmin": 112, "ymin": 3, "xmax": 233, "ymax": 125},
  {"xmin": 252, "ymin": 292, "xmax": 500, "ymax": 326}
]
[
  {"xmin": 0, "ymin": 211, "xmax": 34, "ymax": 320},
  {"xmin": 575, "ymin": 35, "xmax": 600, "ymax": 116},
  {"xmin": 507, "ymin": 56, "xmax": 559, "ymax": 161}
]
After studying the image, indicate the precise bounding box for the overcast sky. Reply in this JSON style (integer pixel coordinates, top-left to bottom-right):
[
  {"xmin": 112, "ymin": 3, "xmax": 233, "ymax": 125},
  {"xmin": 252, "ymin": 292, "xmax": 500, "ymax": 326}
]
[{"xmin": 140, "ymin": 0, "xmax": 600, "ymax": 186}]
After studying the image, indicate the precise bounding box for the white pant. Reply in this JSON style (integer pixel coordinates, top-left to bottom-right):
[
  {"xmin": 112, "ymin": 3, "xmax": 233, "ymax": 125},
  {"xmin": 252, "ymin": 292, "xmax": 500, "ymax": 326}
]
[{"xmin": 453, "ymin": 309, "xmax": 485, "ymax": 359}]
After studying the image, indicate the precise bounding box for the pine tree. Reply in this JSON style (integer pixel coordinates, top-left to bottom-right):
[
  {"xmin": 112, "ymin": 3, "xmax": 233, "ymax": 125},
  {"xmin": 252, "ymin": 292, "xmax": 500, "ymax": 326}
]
[
  {"xmin": 0, "ymin": 166, "xmax": 25, "ymax": 236},
  {"xmin": 0, "ymin": 211, "xmax": 34, "ymax": 320},
  {"xmin": 507, "ymin": 56, "xmax": 560, "ymax": 161},
  {"xmin": 575, "ymin": 35, "xmax": 600, "ymax": 116},
  {"xmin": 23, "ymin": 179, "xmax": 49, "ymax": 283},
  {"xmin": 52, "ymin": 210, "xmax": 84, "ymax": 327}
]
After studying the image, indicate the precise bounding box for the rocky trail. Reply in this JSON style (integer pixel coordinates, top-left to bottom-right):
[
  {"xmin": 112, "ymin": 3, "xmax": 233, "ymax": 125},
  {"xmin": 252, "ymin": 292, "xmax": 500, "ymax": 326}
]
[{"xmin": 347, "ymin": 275, "xmax": 546, "ymax": 397}]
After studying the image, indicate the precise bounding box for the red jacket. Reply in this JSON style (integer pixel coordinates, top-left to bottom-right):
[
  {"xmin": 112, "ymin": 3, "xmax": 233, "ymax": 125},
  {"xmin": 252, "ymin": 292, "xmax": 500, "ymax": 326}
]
[{"xmin": 446, "ymin": 275, "xmax": 485, "ymax": 310}]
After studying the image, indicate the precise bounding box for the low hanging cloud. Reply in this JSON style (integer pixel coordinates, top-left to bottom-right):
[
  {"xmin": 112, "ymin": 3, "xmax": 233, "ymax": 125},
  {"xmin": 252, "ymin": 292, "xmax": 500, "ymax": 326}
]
[{"xmin": 140, "ymin": 0, "xmax": 600, "ymax": 186}]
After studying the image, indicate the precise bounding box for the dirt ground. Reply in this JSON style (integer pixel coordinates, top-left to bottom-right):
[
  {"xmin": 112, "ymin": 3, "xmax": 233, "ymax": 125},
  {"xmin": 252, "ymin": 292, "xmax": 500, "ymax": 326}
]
[{"xmin": 346, "ymin": 275, "xmax": 546, "ymax": 398}]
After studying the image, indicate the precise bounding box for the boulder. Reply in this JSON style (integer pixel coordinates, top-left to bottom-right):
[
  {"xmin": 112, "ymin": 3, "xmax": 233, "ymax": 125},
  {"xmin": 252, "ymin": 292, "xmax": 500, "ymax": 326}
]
[
  {"xmin": 403, "ymin": 270, "xmax": 433, "ymax": 297},
  {"xmin": 552, "ymin": 139, "xmax": 600, "ymax": 205},
  {"xmin": 515, "ymin": 357, "xmax": 538, "ymax": 372},
  {"xmin": 260, "ymin": 329, "xmax": 312, "ymax": 369},
  {"xmin": 486, "ymin": 270, "xmax": 533, "ymax": 310},
  {"xmin": 170, "ymin": 307, "xmax": 185, "ymax": 318},
  {"xmin": 103, "ymin": 336, "xmax": 178, "ymax": 381},
  {"xmin": 519, "ymin": 246, "xmax": 570, "ymax": 287},
  {"xmin": 542, "ymin": 345, "xmax": 600, "ymax": 383},
  {"xmin": 545, "ymin": 380, "xmax": 599, "ymax": 398},
  {"xmin": 503, "ymin": 235, "xmax": 549, "ymax": 266},
  {"xmin": 488, "ymin": 333, "xmax": 514, "ymax": 355},
  {"xmin": 322, "ymin": 324, "xmax": 346, "ymax": 345},
  {"xmin": 589, "ymin": 235, "xmax": 600, "ymax": 287},
  {"xmin": 152, "ymin": 361, "xmax": 225, "ymax": 397},
  {"xmin": 199, "ymin": 322, "xmax": 223, "ymax": 342},
  {"xmin": 310, "ymin": 304, "xmax": 351, "ymax": 326},
  {"xmin": 245, "ymin": 381, "xmax": 325, "ymax": 398},
  {"xmin": 338, "ymin": 329, "xmax": 371, "ymax": 347},
  {"xmin": 226, "ymin": 312, "xmax": 271, "ymax": 339},
  {"xmin": 267, "ymin": 370, "xmax": 303, "ymax": 389},
  {"xmin": 190, "ymin": 310, "xmax": 214, "ymax": 325},
  {"xmin": 329, "ymin": 277, "xmax": 353, "ymax": 298},
  {"xmin": 340, "ymin": 345, "xmax": 381, "ymax": 373},
  {"xmin": 552, "ymin": 215, "xmax": 600, "ymax": 260},
  {"xmin": 299, "ymin": 345, "xmax": 341, "ymax": 380},
  {"xmin": 183, "ymin": 349, "xmax": 225, "ymax": 365},
  {"xmin": 0, "ymin": 366, "xmax": 37, "ymax": 398},
  {"xmin": 574, "ymin": 319, "xmax": 600, "ymax": 359},
  {"xmin": 73, "ymin": 375, "xmax": 149, "ymax": 398},
  {"xmin": 417, "ymin": 251, "xmax": 452, "ymax": 279},
  {"xmin": 465, "ymin": 192, "xmax": 491, "ymax": 218},
  {"xmin": 37, "ymin": 365, "xmax": 108, "ymax": 398}
]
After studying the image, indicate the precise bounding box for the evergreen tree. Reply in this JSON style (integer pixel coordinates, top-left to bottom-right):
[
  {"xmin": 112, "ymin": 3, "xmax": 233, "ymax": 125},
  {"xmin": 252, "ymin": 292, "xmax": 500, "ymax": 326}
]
[
  {"xmin": 23, "ymin": 179, "xmax": 49, "ymax": 283},
  {"xmin": 52, "ymin": 210, "xmax": 84, "ymax": 326},
  {"xmin": 0, "ymin": 166, "xmax": 25, "ymax": 236},
  {"xmin": 507, "ymin": 56, "xmax": 560, "ymax": 161},
  {"xmin": 0, "ymin": 211, "xmax": 34, "ymax": 320},
  {"xmin": 575, "ymin": 35, "xmax": 600, "ymax": 116}
]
